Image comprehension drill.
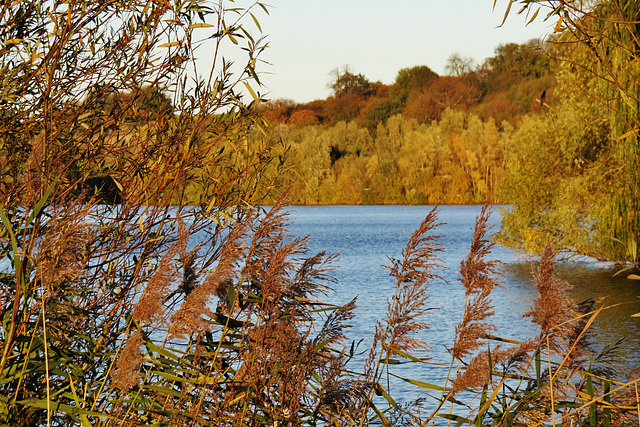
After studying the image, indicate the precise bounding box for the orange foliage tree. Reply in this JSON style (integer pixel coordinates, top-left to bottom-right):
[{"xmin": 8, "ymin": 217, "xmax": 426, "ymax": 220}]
[{"xmin": 404, "ymin": 76, "xmax": 480, "ymax": 123}]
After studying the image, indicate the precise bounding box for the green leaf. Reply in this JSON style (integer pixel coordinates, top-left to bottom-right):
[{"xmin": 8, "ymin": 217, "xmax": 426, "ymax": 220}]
[
  {"xmin": 145, "ymin": 342, "xmax": 184, "ymax": 361},
  {"xmin": 384, "ymin": 345, "xmax": 433, "ymax": 363},
  {"xmin": 313, "ymin": 338, "xmax": 332, "ymax": 352},
  {"xmin": 25, "ymin": 178, "xmax": 58, "ymax": 229},
  {"xmin": 149, "ymin": 370, "xmax": 185, "ymax": 383},
  {"xmin": 587, "ymin": 373, "xmax": 597, "ymax": 426},
  {"xmin": 146, "ymin": 384, "xmax": 183, "ymax": 398},
  {"xmin": 0, "ymin": 205, "xmax": 22, "ymax": 289},
  {"xmin": 368, "ymin": 400, "xmax": 393, "ymax": 427},
  {"xmin": 439, "ymin": 413, "xmax": 472, "ymax": 424},
  {"xmin": 472, "ymin": 376, "xmax": 507, "ymax": 425},
  {"xmin": 390, "ymin": 374, "xmax": 450, "ymax": 392},
  {"xmin": 375, "ymin": 383, "xmax": 398, "ymax": 408},
  {"xmin": 18, "ymin": 398, "xmax": 111, "ymax": 418},
  {"xmin": 226, "ymin": 281, "xmax": 236, "ymax": 312}
]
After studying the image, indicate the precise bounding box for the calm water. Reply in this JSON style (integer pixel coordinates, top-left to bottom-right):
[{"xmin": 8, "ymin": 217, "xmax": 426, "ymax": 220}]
[{"xmin": 287, "ymin": 205, "xmax": 640, "ymax": 408}]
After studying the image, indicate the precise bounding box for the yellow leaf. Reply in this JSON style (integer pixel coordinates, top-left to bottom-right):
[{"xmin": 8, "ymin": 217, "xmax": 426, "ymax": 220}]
[
  {"xmin": 243, "ymin": 81, "xmax": 259, "ymax": 102},
  {"xmin": 499, "ymin": 0, "xmax": 515, "ymax": 27},
  {"xmin": 111, "ymin": 177, "xmax": 124, "ymax": 192},
  {"xmin": 188, "ymin": 23, "xmax": 214, "ymax": 29},
  {"xmin": 527, "ymin": 7, "xmax": 540, "ymax": 26},
  {"xmin": 249, "ymin": 12, "xmax": 262, "ymax": 32},
  {"xmin": 4, "ymin": 39, "xmax": 23, "ymax": 45},
  {"xmin": 554, "ymin": 16, "xmax": 564, "ymax": 32},
  {"xmin": 616, "ymin": 129, "xmax": 639, "ymax": 140},
  {"xmin": 159, "ymin": 41, "xmax": 181, "ymax": 48}
]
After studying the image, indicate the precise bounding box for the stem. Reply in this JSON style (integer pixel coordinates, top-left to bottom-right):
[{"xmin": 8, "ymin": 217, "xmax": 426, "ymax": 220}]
[
  {"xmin": 41, "ymin": 289, "xmax": 51, "ymax": 427},
  {"xmin": 547, "ymin": 335, "xmax": 555, "ymax": 427}
]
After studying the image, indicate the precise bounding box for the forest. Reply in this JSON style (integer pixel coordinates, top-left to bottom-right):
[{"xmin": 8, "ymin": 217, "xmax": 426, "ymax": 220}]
[
  {"xmin": 0, "ymin": 0, "xmax": 639, "ymax": 426},
  {"xmin": 255, "ymin": 40, "xmax": 552, "ymax": 206}
]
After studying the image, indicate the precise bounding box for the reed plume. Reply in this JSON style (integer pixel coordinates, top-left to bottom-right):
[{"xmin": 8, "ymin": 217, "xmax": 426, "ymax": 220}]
[
  {"xmin": 451, "ymin": 204, "xmax": 503, "ymax": 361},
  {"xmin": 357, "ymin": 208, "xmax": 443, "ymax": 425},
  {"xmin": 525, "ymin": 243, "xmax": 579, "ymax": 356},
  {"xmin": 448, "ymin": 205, "xmax": 540, "ymax": 396},
  {"xmin": 451, "ymin": 339, "xmax": 539, "ymax": 394},
  {"xmin": 169, "ymin": 217, "xmax": 249, "ymax": 338},
  {"xmin": 132, "ymin": 220, "xmax": 188, "ymax": 324},
  {"xmin": 112, "ymin": 329, "xmax": 144, "ymax": 392},
  {"xmin": 35, "ymin": 204, "xmax": 92, "ymax": 292},
  {"xmin": 381, "ymin": 206, "xmax": 443, "ymax": 354}
]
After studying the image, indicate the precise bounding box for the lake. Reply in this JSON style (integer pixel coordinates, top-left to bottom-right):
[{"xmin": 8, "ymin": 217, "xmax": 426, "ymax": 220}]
[{"xmin": 286, "ymin": 204, "xmax": 640, "ymax": 407}]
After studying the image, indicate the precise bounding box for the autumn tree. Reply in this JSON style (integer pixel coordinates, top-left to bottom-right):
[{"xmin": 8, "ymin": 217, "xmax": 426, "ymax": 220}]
[
  {"xmin": 361, "ymin": 65, "xmax": 439, "ymax": 127},
  {"xmin": 287, "ymin": 109, "xmax": 320, "ymax": 127},
  {"xmin": 498, "ymin": 0, "xmax": 640, "ymax": 260},
  {"xmin": 404, "ymin": 76, "xmax": 480, "ymax": 123},
  {"xmin": 392, "ymin": 65, "xmax": 439, "ymax": 105}
]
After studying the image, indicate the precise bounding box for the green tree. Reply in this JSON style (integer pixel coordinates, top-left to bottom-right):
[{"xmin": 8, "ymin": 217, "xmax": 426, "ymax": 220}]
[
  {"xmin": 392, "ymin": 65, "xmax": 439, "ymax": 104},
  {"xmin": 328, "ymin": 65, "xmax": 373, "ymax": 98}
]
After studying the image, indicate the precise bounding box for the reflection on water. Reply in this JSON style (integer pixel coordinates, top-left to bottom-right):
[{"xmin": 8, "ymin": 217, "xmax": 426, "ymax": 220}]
[{"xmin": 288, "ymin": 205, "xmax": 640, "ymax": 406}]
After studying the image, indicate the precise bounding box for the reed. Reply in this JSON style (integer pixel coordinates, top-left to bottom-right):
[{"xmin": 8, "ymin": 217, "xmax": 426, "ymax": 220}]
[{"xmin": 2, "ymin": 195, "xmax": 638, "ymax": 426}]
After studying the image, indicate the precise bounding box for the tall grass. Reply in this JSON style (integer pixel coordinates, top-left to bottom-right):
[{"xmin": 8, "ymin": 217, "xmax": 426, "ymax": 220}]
[{"xmin": 1, "ymin": 200, "xmax": 638, "ymax": 426}]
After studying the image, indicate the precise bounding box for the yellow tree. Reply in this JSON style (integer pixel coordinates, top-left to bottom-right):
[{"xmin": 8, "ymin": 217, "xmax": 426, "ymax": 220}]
[{"xmin": 498, "ymin": 0, "xmax": 640, "ymax": 259}]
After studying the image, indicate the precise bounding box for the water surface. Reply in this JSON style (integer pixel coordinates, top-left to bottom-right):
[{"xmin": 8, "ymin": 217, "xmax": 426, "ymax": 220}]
[{"xmin": 287, "ymin": 205, "xmax": 640, "ymax": 405}]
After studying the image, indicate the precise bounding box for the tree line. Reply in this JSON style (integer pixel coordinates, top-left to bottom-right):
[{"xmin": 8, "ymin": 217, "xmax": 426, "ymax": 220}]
[{"xmin": 252, "ymin": 40, "xmax": 552, "ymax": 206}]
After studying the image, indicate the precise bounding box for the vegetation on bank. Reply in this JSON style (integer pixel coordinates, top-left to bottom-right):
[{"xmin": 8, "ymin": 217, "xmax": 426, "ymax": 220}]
[
  {"xmin": 0, "ymin": 0, "xmax": 639, "ymax": 426},
  {"xmin": 253, "ymin": 40, "xmax": 553, "ymax": 207}
]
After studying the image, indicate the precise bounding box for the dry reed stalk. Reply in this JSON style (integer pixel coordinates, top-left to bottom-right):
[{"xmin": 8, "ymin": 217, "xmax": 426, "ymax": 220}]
[
  {"xmin": 634, "ymin": 381, "xmax": 640, "ymax": 426},
  {"xmin": 291, "ymin": 249, "xmax": 338, "ymax": 303},
  {"xmin": 20, "ymin": 132, "xmax": 45, "ymax": 206},
  {"xmin": 169, "ymin": 218, "xmax": 250, "ymax": 338},
  {"xmin": 382, "ymin": 206, "xmax": 443, "ymax": 354},
  {"xmin": 359, "ymin": 208, "xmax": 443, "ymax": 426},
  {"xmin": 132, "ymin": 220, "xmax": 188, "ymax": 324},
  {"xmin": 451, "ymin": 339, "xmax": 539, "ymax": 394},
  {"xmin": 314, "ymin": 297, "xmax": 357, "ymax": 348},
  {"xmin": 451, "ymin": 204, "xmax": 503, "ymax": 361},
  {"xmin": 111, "ymin": 329, "xmax": 144, "ymax": 392},
  {"xmin": 243, "ymin": 201, "xmax": 293, "ymax": 281},
  {"xmin": 35, "ymin": 203, "xmax": 93, "ymax": 291},
  {"xmin": 309, "ymin": 299, "xmax": 361, "ymax": 424},
  {"xmin": 236, "ymin": 316, "xmax": 316, "ymax": 425},
  {"xmin": 525, "ymin": 243, "xmax": 579, "ymax": 356},
  {"xmin": 313, "ymin": 350, "xmax": 358, "ymax": 425}
]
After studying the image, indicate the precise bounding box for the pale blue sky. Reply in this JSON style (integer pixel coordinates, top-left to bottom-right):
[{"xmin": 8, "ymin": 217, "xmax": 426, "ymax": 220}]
[{"xmin": 256, "ymin": 0, "xmax": 554, "ymax": 103}]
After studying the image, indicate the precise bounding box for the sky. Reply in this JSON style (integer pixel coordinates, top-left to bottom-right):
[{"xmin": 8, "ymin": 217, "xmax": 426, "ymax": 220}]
[{"xmin": 255, "ymin": 0, "xmax": 556, "ymax": 103}]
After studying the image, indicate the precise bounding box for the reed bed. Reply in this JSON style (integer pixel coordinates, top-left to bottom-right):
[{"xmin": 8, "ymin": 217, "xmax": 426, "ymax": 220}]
[{"xmin": 1, "ymin": 199, "xmax": 638, "ymax": 426}]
